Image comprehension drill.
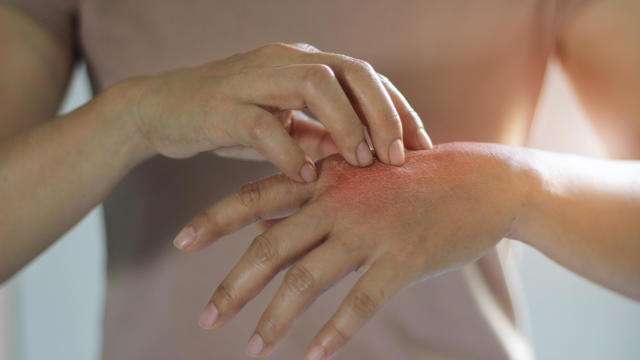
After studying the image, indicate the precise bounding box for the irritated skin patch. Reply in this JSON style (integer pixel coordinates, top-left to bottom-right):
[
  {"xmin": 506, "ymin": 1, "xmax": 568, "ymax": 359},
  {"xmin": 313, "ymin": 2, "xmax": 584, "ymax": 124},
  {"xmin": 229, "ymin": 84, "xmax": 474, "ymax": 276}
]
[
  {"xmin": 315, "ymin": 143, "xmax": 498, "ymax": 210},
  {"xmin": 300, "ymin": 142, "xmax": 525, "ymax": 268}
]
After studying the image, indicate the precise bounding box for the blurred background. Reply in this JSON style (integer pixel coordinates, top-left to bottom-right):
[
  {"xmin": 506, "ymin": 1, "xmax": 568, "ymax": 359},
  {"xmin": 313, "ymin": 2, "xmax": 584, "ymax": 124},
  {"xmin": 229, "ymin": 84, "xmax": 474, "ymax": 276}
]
[{"xmin": 0, "ymin": 61, "xmax": 639, "ymax": 360}]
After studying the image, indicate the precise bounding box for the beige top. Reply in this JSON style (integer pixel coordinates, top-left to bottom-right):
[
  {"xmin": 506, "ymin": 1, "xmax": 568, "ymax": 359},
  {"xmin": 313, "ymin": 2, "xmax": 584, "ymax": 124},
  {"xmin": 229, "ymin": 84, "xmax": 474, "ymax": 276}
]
[{"xmin": 2, "ymin": 0, "xmax": 574, "ymax": 358}]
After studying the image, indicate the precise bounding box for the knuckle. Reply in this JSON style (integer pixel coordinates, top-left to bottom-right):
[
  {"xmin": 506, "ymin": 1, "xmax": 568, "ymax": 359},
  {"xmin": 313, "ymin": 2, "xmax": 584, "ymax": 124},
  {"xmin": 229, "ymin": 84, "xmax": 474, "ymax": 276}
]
[
  {"xmin": 283, "ymin": 264, "xmax": 316, "ymax": 295},
  {"xmin": 236, "ymin": 181, "xmax": 262, "ymax": 209},
  {"xmin": 215, "ymin": 281, "xmax": 240, "ymax": 310},
  {"xmin": 268, "ymin": 174, "xmax": 297, "ymax": 195},
  {"xmin": 248, "ymin": 118, "xmax": 274, "ymax": 143},
  {"xmin": 194, "ymin": 209, "xmax": 215, "ymax": 228},
  {"xmin": 349, "ymin": 290, "xmax": 379, "ymax": 318},
  {"xmin": 304, "ymin": 64, "xmax": 336, "ymax": 88},
  {"xmin": 292, "ymin": 42, "xmax": 319, "ymax": 53},
  {"xmin": 326, "ymin": 321, "xmax": 349, "ymax": 343},
  {"xmin": 398, "ymin": 107, "xmax": 419, "ymax": 120},
  {"xmin": 346, "ymin": 58, "xmax": 376, "ymax": 78},
  {"xmin": 257, "ymin": 42, "xmax": 288, "ymax": 54},
  {"xmin": 377, "ymin": 72, "xmax": 391, "ymax": 83},
  {"xmin": 248, "ymin": 233, "xmax": 279, "ymax": 268}
]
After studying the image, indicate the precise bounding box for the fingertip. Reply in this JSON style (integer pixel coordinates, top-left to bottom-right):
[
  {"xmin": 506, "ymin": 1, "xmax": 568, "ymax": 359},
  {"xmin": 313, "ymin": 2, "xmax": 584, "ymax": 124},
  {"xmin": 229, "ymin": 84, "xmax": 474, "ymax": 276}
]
[
  {"xmin": 247, "ymin": 333, "xmax": 274, "ymax": 358},
  {"xmin": 198, "ymin": 303, "xmax": 219, "ymax": 330},
  {"xmin": 388, "ymin": 138, "xmax": 405, "ymax": 166},
  {"xmin": 306, "ymin": 345, "xmax": 326, "ymax": 360},
  {"xmin": 356, "ymin": 141, "xmax": 373, "ymax": 167},
  {"xmin": 246, "ymin": 333, "xmax": 265, "ymax": 357},
  {"xmin": 300, "ymin": 161, "xmax": 317, "ymax": 183},
  {"xmin": 417, "ymin": 128, "xmax": 433, "ymax": 150},
  {"xmin": 173, "ymin": 225, "xmax": 196, "ymax": 250}
]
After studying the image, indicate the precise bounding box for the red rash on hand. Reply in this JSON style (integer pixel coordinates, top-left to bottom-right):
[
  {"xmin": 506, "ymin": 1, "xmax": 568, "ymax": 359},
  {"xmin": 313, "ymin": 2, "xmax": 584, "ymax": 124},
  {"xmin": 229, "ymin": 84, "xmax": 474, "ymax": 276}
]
[{"xmin": 313, "ymin": 145, "xmax": 482, "ymax": 211}]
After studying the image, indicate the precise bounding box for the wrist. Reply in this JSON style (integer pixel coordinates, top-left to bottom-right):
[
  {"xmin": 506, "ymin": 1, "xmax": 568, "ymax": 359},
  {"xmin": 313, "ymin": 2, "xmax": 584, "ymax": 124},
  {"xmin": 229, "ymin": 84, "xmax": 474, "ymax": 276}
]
[
  {"xmin": 94, "ymin": 77, "xmax": 158, "ymax": 166},
  {"xmin": 404, "ymin": 143, "xmax": 543, "ymax": 245},
  {"xmin": 507, "ymin": 146, "xmax": 546, "ymax": 246}
]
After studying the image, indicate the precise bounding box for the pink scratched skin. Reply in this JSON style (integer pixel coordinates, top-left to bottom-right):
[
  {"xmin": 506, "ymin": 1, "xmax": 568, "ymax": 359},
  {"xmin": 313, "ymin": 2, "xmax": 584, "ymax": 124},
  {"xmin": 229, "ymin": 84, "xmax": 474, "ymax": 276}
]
[
  {"xmin": 317, "ymin": 143, "xmax": 505, "ymax": 212},
  {"xmin": 273, "ymin": 142, "xmax": 525, "ymax": 279}
]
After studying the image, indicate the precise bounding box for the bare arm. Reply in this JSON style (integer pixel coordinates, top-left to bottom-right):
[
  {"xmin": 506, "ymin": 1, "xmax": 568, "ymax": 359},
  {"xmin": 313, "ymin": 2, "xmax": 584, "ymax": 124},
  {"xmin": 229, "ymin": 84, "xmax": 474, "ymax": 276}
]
[
  {"xmin": 514, "ymin": 150, "xmax": 640, "ymax": 300},
  {"xmin": 0, "ymin": 5, "xmax": 150, "ymax": 283},
  {"xmin": 523, "ymin": 0, "xmax": 640, "ymax": 299},
  {"xmin": 0, "ymin": 5, "xmax": 433, "ymax": 283}
]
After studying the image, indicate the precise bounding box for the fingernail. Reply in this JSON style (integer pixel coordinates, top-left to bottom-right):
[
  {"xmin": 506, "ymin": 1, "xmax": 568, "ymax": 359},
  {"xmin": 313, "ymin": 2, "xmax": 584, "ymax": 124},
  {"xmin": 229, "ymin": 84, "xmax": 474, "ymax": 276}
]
[
  {"xmin": 388, "ymin": 138, "xmax": 405, "ymax": 165},
  {"xmin": 198, "ymin": 303, "xmax": 219, "ymax": 329},
  {"xmin": 417, "ymin": 128, "xmax": 433, "ymax": 149},
  {"xmin": 300, "ymin": 162, "xmax": 317, "ymax": 183},
  {"xmin": 306, "ymin": 345, "xmax": 326, "ymax": 360},
  {"xmin": 356, "ymin": 141, "xmax": 373, "ymax": 166},
  {"xmin": 173, "ymin": 226, "xmax": 195, "ymax": 249},
  {"xmin": 247, "ymin": 333, "xmax": 265, "ymax": 357}
]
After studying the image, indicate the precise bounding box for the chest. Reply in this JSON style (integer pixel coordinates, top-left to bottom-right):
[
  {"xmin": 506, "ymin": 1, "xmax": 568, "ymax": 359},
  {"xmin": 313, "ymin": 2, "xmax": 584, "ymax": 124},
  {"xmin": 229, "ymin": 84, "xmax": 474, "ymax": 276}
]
[{"xmin": 78, "ymin": 0, "xmax": 550, "ymax": 87}]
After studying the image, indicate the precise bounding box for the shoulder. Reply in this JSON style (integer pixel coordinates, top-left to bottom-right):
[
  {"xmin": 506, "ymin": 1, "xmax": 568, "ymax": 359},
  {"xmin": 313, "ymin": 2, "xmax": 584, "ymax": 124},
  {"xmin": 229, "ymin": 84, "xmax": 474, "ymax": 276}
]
[{"xmin": 0, "ymin": 0, "xmax": 79, "ymax": 48}]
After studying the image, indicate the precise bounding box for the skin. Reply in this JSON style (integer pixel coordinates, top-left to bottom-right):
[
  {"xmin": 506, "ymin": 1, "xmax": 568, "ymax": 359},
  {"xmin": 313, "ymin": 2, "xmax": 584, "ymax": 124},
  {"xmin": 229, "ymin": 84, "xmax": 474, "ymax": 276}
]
[
  {"xmin": 0, "ymin": 6, "xmax": 432, "ymax": 283},
  {"xmin": 170, "ymin": 1, "xmax": 640, "ymax": 358},
  {"xmin": 180, "ymin": 143, "xmax": 640, "ymax": 360},
  {"xmin": 2, "ymin": 0, "xmax": 638, "ymax": 359},
  {"xmin": 132, "ymin": 41, "xmax": 435, "ymax": 170}
]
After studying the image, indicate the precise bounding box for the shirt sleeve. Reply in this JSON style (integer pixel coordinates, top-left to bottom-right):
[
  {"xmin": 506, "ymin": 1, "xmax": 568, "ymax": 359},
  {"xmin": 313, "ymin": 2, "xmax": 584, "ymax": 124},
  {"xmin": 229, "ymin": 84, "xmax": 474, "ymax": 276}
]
[{"xmin": 0, "ymin": 0, "xmax": 78, "ymax": 53}]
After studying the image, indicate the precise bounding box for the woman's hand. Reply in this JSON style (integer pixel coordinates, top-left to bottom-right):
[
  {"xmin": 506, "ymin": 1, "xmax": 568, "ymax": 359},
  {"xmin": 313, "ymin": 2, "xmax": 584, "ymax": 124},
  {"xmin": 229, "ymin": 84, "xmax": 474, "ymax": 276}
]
[
  {"xmin": 210, "ymin": 109, "xmax": 340, "ymax": 162},
  {"xmin": 174, "ymin": 142, "xmax": 535, "ymax": 359},
  {"xmin": 121, "ymin": 42, "xmax": 432, "ymax": 182}
]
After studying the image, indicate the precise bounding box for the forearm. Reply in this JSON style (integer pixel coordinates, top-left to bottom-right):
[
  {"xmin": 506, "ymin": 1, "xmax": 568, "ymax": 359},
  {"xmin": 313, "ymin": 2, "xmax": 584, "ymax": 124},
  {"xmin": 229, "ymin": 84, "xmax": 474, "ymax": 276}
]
[
  {"xmin": 0, "ymin": 82, "xmax": 152, "ymax": 283},
  {"xmin": 514, "ymin": 149, "xmax": 640, "ymax": 299}
]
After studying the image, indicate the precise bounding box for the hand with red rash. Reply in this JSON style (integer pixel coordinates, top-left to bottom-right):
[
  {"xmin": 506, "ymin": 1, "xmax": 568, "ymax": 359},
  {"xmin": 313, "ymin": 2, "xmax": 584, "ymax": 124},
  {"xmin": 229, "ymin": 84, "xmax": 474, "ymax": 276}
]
[{"xmin": 173, "ymin": 142, "xmax": 532, "ymax": 359}]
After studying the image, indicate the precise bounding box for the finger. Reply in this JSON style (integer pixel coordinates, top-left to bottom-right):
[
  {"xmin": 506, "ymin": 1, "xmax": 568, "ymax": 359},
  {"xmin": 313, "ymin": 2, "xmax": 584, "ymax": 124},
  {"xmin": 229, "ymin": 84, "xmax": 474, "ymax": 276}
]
[
  {"xmin": 254, "ymin": 218, "xmax": 283, "ymax": 233},
  {"xmin": 244, "ymin": 43, "xmax": 406, "ymax": 164},
  {"xmin": 236, "ymin": 106, "xmax": 318, "ymax": 182},
  {"xmin": 246, "ymin": 43, "xmax": 405, "ymax": 165},
  {"xmin": 305, "ymin": 260, "xmax": 403, "ymax": 360},
  {"xmin": 210, "ymin": 110, "xmax": 338, "ymax": 162},
  {"xmin": 288, "ymin": 49, "xmax": 405, "ymax": 165},
  {"xmin": 211, "ymin": 145, "xmax": 267, "ymax": 161},
  {"xmin": 199, "ymin": 205, "xmax": 334, "ymax": 332},
  {"xmin": 232, "ymin": 65, "xmax": 372, "ymax": 167},
  {"xmin": 247, "ymin": 238, "xmax": 364, "ymax": 357},
  {"xmin": 327, "ymin": 57, "xmax": 405, "ymax": 166},
  {"xmin": 378, "ymin": 74, "xmax": 433, "ymax": 150},
  {"xmin": 286, "ymin": 111, "xmax": 339, "ymax": 160},
  {"xmin": 172, "ymin": 174, "xmax": 313, "ymax": 251}
]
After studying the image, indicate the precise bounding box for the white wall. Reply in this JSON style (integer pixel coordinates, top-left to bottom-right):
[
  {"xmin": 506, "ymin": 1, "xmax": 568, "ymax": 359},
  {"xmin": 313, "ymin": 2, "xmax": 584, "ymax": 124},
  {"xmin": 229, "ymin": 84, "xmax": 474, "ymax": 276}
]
[
  {"xmin": 0, "ymin": 284, "xmax": 12, "ymax": 360},
  {"xmin": 1, "ymin": 62, "xmax": 639, "ymax": 360}
]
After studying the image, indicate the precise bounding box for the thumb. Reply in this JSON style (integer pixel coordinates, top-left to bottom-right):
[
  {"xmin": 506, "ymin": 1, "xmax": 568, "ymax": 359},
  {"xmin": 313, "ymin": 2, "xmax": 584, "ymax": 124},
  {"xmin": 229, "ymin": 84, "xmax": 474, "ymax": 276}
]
[{"xmin": 283, "ymin": 110, "xmax": 340, "ymax": 161}]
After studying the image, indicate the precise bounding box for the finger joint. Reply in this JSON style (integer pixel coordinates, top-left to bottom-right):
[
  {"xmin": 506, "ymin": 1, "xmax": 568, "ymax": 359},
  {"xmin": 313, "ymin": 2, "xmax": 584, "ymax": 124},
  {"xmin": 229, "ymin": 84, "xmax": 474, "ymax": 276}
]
[
  {"xmin": 326, "ymin": 321, "xmax": 349, "ymax": 344},
  {"xmin": 215, "ymin": 281, "xmax": 240, "ymax": 311},
  {"xmin": 249, "ymin": 233, "xmax": 279, "ymax": 268},
  {"xmin": 349, "ymin": 289, "xmax": 379, "ymax": 319},
  {"xmin": 284, "ymin": 264, "xmax": 316, "ymax": 295},
  {"xmin": 345, "ymin": 59, "xmax": 377, "ymax": 81},
  {"xmin": 304, "ymin": 64, "xmax": 337, "ymax": 91},
  {"xmin": 236, "ymin": 182, "xmax": 262, "ymax": 210}
]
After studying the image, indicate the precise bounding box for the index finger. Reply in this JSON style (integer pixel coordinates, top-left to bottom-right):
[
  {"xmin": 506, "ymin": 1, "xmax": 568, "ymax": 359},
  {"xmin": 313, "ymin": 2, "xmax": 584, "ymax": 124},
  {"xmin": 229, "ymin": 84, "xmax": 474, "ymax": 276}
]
[
  {"xmin": 172, "ymin": 174, "xmax": 314, "ymax": 251},
  {"xmin": 305, "ymin": 260, "xmax": 403, "ymax": 360}
]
